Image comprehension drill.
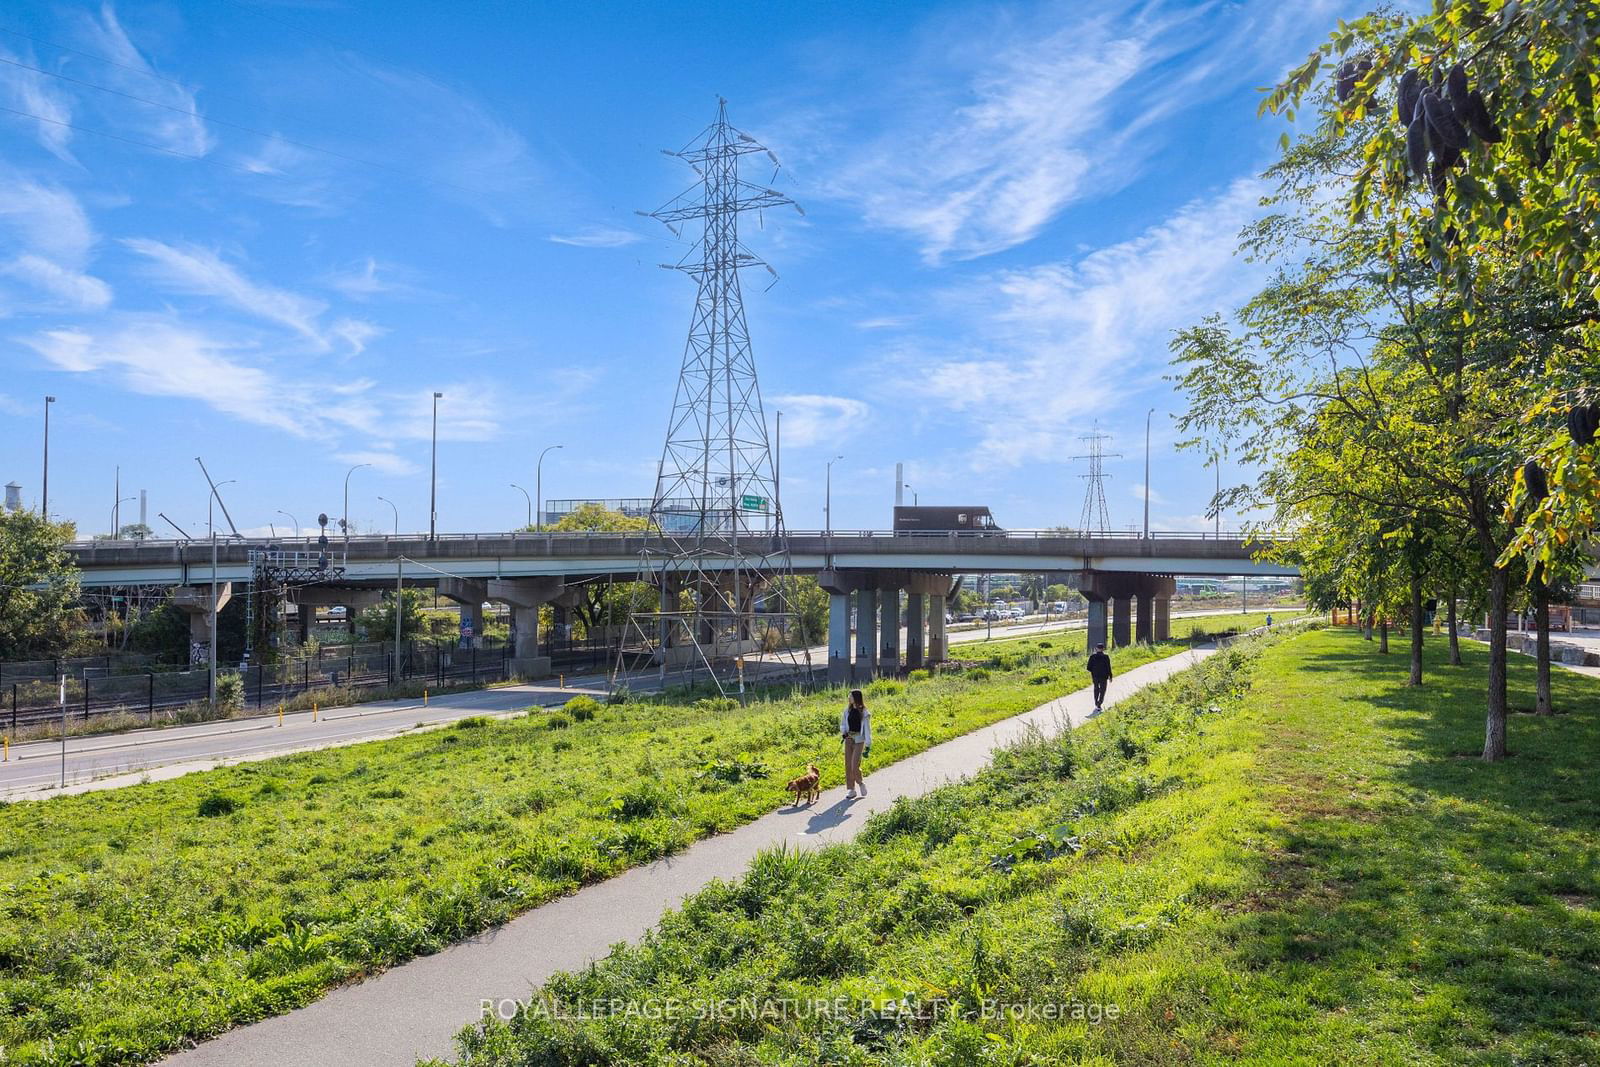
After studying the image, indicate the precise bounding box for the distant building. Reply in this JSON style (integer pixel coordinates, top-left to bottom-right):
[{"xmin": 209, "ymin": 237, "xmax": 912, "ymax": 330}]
[{"xmin": 4, "ymin": 482, "xmax": 20, "ymax": 512}]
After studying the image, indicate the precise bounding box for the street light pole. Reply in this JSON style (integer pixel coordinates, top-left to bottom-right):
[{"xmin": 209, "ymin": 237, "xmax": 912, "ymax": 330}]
[
  {"xmin": 343, "ymin": 462, "xmax": 372, "ymax": 560},
  {"xmin": 205, "ymin": 477, "xmax": 236, "ymax": 707},
  {"xmin": 510, "ymin": 483, "xmax": 532, "ymax": 529},
  {"xmin": 429, "ymin": 391, "xmax": 443, "ymax": 539},
  {"xmin": 276, "ymin": 510, "xmax": 300, "ymax": 538},
  {"xmin": 1143, "ymin": 407, "xmax": 1154, "ymax": 539},
  {"xmin": 825, "ymin": 455, "xmax": 843, "ymax": 537},
  {"xmin": 41, "ymin": 396, "xmax": 55, "ymax": 519},
  {"xmin": 535, "ymin": 445, "xmax": 563, "ymax": 533},
  {"xmin": 1215, "ymin": 458, "xmax": 1221, "ymax": 539},
  {"xmin": 378, "ymin": 495, "xmax": 402, "ymax": 680}
]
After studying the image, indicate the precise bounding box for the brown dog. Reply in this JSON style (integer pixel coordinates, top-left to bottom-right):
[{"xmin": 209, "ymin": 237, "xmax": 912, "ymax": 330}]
[{"xmin": 785, "ymin": 763, "xmax": 820, "ymax": 806}]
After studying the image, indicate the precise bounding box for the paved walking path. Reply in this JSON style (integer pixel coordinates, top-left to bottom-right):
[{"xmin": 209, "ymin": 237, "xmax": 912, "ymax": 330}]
[{"xmin": 162, "ymin": 645, "xmax": 1215, "ymax": 1067}]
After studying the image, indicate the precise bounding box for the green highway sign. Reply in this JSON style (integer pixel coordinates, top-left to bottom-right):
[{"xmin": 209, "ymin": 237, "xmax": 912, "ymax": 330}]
[{"xmin": 740, "ymin": 494, "xmax": 767, "ymax": 512}]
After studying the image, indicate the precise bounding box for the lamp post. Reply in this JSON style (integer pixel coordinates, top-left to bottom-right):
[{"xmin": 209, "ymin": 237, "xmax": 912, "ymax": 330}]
[
  {"xmin": 112, "ymin": 496, "xmax": 135, "ymax": 538},
  {"xmin": 510, "ymin": 483, "xmax": 532, "ymax": 529},
  {"xmin": 429, "ymin": 391, "xmax": 443, "ymax": 539},
  {"xmin": 376, "ymin": 495, "xmax": 398, "ymax": 536},
  {"xmin": 343, "ymin": 462, "xmax": 371, "ymax": 559},
  {"xmin": 378, "ymin": 495, "xmax": 402, "ymax": 678},
  {"xmin": 825, "ymin": 455, "xmax": 843, "ymax": 537},
  {"xmin": 903, "ymin": 483, "xmax": 917, "ymax": 507},
  {"xmin": 205, "ymin": 478, "xmax": 236, "ymax": 706},
  {"xmin": 1214, "ymin": 458, "xmax": 1221, "ymax": 539},
  {"xmin": 276, "ymin": 510, "xmax": 300, "ymax": 539},
  {"xmin": 535, "ymin": 445, "xmax": 563, "ymax": 533},
  {"xmin": 41, "ymin": 396, "xmax": 55, "ymax": 519},
  {"xmin": 1143, "ymin": 407, "xmax": 1154, "ymax": 539}
]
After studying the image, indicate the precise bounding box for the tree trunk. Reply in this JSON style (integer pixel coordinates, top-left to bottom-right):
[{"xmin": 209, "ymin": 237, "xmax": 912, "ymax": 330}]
[
  {"xmin": 1484, "ymin": 566, "xmax": 1509, "ymax": 761},
  {"xmin": 1378, "ymin": 617, "xmax": 1389, "ymax": 653},
  {"xmin": 1446, "ymin": 581, "xmax": 1462, "ymax": 666},
  {"xmin": 1364, "ymin": 607, "xmax": 1374, "ymax": 641},
  {"xmin": 1534, "ymin": 581, "xmax": 1554, "ymax": 715},
  {"xmin": 1408, "ymin": 571, "xmax": 1424, "ymax": 686}
]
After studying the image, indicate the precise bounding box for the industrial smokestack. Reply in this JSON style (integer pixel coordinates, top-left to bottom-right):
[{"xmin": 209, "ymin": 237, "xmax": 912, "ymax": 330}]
[
  {"xmin": 895, "ymin": 462, "xmax": 904, "ymax": 508},
  {"xmin": 139, "ymin": 489, "xmax": 148, "ymax": 536}
]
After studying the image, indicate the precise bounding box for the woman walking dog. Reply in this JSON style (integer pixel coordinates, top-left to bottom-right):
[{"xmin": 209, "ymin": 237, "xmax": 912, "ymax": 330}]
[{"xmin": 841, "ymin": 688, "xmax": 871, "ymax": 799}]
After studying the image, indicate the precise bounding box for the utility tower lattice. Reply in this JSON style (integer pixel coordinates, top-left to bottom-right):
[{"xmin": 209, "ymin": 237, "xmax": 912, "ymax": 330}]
[
  {"xmin": 616, "ymin": 99, "xmax": 810, "ymax": 697},
  {"xmin": 1073, "ymin": 425, "xmax": 1120, "ymax": 534}
]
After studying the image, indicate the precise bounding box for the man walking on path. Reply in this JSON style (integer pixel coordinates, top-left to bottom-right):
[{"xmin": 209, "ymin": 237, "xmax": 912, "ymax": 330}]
[{"xmin": 1087, "ymin": 643, "xmax": 1113, "ymax": 712}]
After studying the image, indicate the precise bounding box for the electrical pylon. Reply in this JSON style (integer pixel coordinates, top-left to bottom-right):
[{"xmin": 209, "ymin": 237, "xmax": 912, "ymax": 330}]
[
  {"xmin": 615, "ymin": 99, "xmax": 810, "ymax": 697},
  {"xmin": 1073, "ymin": 424, "xmax": 1120, "ymax": 534}
]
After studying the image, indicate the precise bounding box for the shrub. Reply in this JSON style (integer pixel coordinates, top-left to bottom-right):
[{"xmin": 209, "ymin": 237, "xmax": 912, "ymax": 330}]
[
  {"xmin": 197, "ymin": 792, "xmax": 239, "ymax": 818},
  {"xmin": 545, "ymin": 713, "xmax": 572, "ymax": 730},
  {"xmin": 694, "ymin": 696, "xmax": 739, "ymax": 712},
  {"xmin": 866, "ymin": 679, "xmax": 901, "ymax": 697},
  {"xmin": 564, "ymin": 696, "xmax": 602, "ymax": 721},
  {"xmin": 966, "ymin": 667, "xmax": 991, "ymax": 681},
  {"xmin": 215, "ymin": 671, "xmax": 245, "ymax": 713},
  {"xmin": 1027, "ymin": 671, "xmax": 1053, "ymax": 685},
  {"xmin": 455, "ymin": 716, "xmax": 492, "ymax": 730},
  {"xmin": 605, "ymin": 685, "xmax": 633, "ymax": 706},
  {"xmin": 609, "ymin": 781, "xmax": 675, "ymax": 820},
  {"xmin": 907, "ymin": 669, "xmax": 931, "ymax": 682}
]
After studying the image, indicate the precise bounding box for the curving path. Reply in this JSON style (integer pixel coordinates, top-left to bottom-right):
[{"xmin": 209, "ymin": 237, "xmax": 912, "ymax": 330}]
[{"xmin": 161, "ymin": 645, "xmax": 1215, "ymax": 1067}]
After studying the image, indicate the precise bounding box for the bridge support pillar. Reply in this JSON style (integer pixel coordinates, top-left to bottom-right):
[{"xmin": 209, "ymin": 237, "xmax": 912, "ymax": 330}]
[
  {"xmin": 855, "ymin": 589, "xmax": 877, "ymax": 684},
  {"xmin": 1136, "ymin": 592, "xmax": 1154, "ymax": 644},
  {"xmin": 928, "ymin": 598, "xmax": 947, "ymax": 664},
  {"xmin": 173, "ymin": 583, "xmax": 232, "ymax": 664},
  {"xmin": 488, "ymin": 577, "xmax": 564, "ymax": 678},
  {"xmin": 905, "ymin": 593, "xmax": 925, "ymax": 669},
  {"xmin": 438, "ymin": 578, "xmax": 488, "ymax": 645},
  {"xmin": 1154, "ymin": 596, "xmax": 1171, "ymax": 642},
  {"xmin": 1112, "ymin": 596, "xmax": 1132, "ymax": 647},
  {"xmin": 1085, "ymin": 597, "xmax": 1107, "ymax": 653},
  {"xmin": 878, "ymin": 587, "xmax": 901, "ymax": 676},
  {"xmin": 828, "ymin": 591, "xmax": 851, "ymax": 686}
]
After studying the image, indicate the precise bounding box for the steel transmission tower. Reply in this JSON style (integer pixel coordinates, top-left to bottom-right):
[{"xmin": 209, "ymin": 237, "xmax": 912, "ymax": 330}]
[
  {"xmin": 618, "ymin": 99, "xmax": 809, "ymax": 695},
  {"xmin": 1074, "ymin": 424, "xmax": 1120, "ymax": 534}
]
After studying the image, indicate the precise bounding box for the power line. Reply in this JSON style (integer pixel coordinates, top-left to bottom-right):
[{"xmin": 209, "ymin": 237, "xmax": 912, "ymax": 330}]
[{"xmin": 0, "ymin": 53, "xmax": 477, "ymax": 194}]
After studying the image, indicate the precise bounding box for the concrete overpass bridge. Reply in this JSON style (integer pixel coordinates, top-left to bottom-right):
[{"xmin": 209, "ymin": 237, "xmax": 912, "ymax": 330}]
[{"xmin": 67, "ymin": 529, "xmax": 1295, "ymax": 681}]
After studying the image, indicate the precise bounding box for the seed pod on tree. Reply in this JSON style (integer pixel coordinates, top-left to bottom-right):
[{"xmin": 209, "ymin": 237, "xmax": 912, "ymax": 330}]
[
  {"xmin": 1397, "ymin": 69, "xmax": 1422, "ymax": 124},
  {"xmin": 1460, "ymin": 90, "xmax": 1502, "ymax": 143},
  {"xmin": 1523, "ymin": 459, "xmax": 1549, "ymax": 503},
  {"xmin": 1421, "ymin": 91, "xmax": 1470, "ymax": 150},
  {"xmin": 1406, "ymin": 115, "xmax": 1431, "ymax": 179},
  {"xmin": 1445, "ymin": 63, "xmax": 1471, "ymax": 112}
]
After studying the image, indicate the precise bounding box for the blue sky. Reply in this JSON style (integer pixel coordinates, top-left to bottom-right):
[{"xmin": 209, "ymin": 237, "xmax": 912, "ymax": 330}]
[{"xmin": 0, "ymin": 0, "xmax": 1352, "ymax": 539}]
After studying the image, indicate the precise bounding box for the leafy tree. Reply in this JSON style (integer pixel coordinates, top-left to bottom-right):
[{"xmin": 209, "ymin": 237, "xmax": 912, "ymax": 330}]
[
  {"xmin": 0, "ymin": 511, "xmax": 88, "ymax": 660},
  {"xmin": 1170, "ymin": 116, "xmax": 1575, "ymax": 760},
  {"xmin": 525, "ymin": 504, "xmax": 652, "ymax": 638},
  {"xmin": 1263, "ymin": 2, "xmax": 1600, "ymax": 591},
  {"xmin": 356, "ymin": 588, "xmax": 437, "ymax": 642}
]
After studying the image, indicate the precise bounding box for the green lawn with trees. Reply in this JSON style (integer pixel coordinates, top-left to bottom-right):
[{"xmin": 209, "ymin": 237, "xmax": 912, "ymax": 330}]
[
  {"xmin": 443, "ymin": 625, "xmax": 1600, "ymax": 1066},
  {"xmin": 0, "ymin": 638, "xmax": 1180, "ymax": 1065}
]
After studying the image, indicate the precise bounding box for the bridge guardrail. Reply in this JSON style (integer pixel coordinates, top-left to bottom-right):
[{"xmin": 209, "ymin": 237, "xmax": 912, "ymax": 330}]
[{"xmin": 70, "ymin": 528, "xmax": 1281, "ymax": 550}]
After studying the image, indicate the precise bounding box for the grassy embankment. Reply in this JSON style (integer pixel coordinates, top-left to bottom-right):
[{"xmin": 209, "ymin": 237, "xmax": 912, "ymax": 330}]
[
  {"xmin": 0, "ymin": 635, "xmax": 1196, "ymax": 1066},
  {"xmin": 444, "ymin": 625, "xmax": 1600, "ymax": 1065},
  {"xmin": 956, "ymin": 609, "xmax": 1298, "ymax": 661}
]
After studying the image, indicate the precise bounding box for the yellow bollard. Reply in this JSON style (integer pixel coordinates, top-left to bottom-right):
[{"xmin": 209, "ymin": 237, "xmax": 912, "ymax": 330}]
[
  {"xmin": 424, "ymin": 688, "xmax": 429, "ymax": 706},
  {"xmin": 2, "ymin": 735, "xmax": 7, "ymax": 762},
  {"xmin": 313, "ymin": 703, "xmax": 319, "ymax": 722},
  {"xmin": 278, "ymin": 706, "xmax": 284, "ymax": 727},
  {"xmin": 560, "ymin": 674, "xmax": 565, "ymax": 689}
]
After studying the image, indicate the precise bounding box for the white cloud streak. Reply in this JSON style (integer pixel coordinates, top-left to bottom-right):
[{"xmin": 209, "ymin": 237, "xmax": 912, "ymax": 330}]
[
  {"xmin": 770, "ymin": 394, "xmax": 870, "ymax": 448},
  {"xmin": 548, "ymin": 227, "xmax": 643, "ymax": 248},
  {"xmin": 76, "ymin": 3, "xmax": 212, "ymax": 156}
]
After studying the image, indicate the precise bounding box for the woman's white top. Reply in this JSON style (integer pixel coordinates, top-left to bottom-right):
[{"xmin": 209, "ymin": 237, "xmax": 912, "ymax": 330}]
[{"xmin": 840, "ymin": 704, "xmax": 871, "ymax": 746}]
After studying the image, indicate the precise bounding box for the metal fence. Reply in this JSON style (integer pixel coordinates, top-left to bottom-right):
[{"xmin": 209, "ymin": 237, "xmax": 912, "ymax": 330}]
[{"xmin": 1, "ymin": 640, "xmax": 512, "ymax": 735}]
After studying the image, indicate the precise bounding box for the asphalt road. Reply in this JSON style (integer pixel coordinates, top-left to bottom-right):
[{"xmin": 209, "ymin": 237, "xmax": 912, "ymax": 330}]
[{"xmin": 0, "ymin": 606, "xmax": 1278, "ymax": 800}]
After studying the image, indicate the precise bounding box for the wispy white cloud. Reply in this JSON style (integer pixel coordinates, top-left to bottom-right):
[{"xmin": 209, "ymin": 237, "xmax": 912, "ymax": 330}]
[
  {"xmin": 2, "ymin": 254, "xmax": 112, "ymax": 309},
  {"xmin": 0, "ymin": 46, "xmax": 76, "ymax": 161},
  {"xmin": 784, "ymin": 0, "xmax": 1336, "ymax": 264},
  {"xmin": 335, "ymin": 449, "xmax": 419, "ymax": 476},
  {"xmin": 75, "ymin": 2, "xmax": 212, "ymax": 156},
  {"xmin": 122, "ymin": 238, "xmax": 380, "ymax": 354},
  {"xmin": 548, "ymin": 226, "xmax": 643, "ymax": 248},
  {"xmin": 770, "ymin": 393, "xmax": 870, "ymax": 447},
  {"xmin": 890, "ymin": 177, "xmax": 1266, "ymax": 468},
  {"xmin": 0, "ymin": 176, "xmax": 112, "ymax": 309},
  {"xmin": 326, "ymin": 257, "xmax": 399, "ymax": 299}
]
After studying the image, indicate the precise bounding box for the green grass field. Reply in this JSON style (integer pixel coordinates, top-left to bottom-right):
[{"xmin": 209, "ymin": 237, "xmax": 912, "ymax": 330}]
[
  {"xmin": 0, "ymin": 640, "xmax": 1181, "ymax": 1066},
  {"xmin": 443, "ymin": 625, "xmax": 1600, "ymax": 1065},
  {"xmin": 957, "ymin": 609, "xmax": 1300, "ymax": 662}
]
